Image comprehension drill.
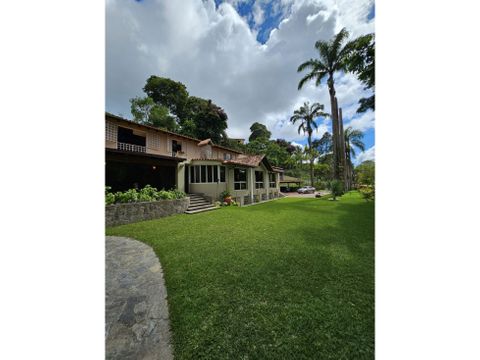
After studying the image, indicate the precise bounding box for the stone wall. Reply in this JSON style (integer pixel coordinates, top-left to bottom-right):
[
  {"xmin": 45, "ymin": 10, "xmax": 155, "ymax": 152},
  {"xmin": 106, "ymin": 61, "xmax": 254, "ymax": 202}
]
[{"xmin": 106, "ymin": 198, "xmax": 190, "ymax": 227}]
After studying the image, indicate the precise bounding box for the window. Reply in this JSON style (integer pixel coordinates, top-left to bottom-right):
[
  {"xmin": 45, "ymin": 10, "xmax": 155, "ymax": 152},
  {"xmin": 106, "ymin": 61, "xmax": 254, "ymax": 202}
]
[
  {"xmin": 269, "ymin": 173, "xmax": 276, "ymax": 188},
  {"xmin": 255, "ymin": 171, "xmax": 264, "ymax": 189},
  {"xmin": 224, "ymin": 153, "xmax": 231, "ymax": 160},
  {"xmin": 220, "ymin": 166, "xmax": 226, "ymax": 182},
  {"xmin": 234, "ymin": 168, "xmax": 247, "ymax": 190},
  {"xmin": 189, "ymin": 165, "xmax": 225, "ymax": 184}
]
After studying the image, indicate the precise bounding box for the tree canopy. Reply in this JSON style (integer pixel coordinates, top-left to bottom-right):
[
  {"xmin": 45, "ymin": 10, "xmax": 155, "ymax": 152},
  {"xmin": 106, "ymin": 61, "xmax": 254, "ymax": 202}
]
[{"xmin": 248, "ymin": 122, "xmax": 271, "ymax": 142}]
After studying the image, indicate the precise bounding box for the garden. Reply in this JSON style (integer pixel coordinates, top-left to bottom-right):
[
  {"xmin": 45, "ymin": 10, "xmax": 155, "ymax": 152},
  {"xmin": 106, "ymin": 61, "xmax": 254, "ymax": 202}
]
[{"xmin": 106, "ymin": 191, "xmax": 374, "ymax": 359}]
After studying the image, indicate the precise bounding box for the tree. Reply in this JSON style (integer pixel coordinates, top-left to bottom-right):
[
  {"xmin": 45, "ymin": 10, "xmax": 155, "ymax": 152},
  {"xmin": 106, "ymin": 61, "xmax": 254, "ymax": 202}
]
[
  {"xmin": 355, "ymin": 160, "xmax": 375, "ymax": 186},
  {"xmin": 344, "ymin": 33, "xmax": 375, "ymax": 113},
  {"xmin": 290, "ymin": 102, "xmax": 329, "ymax": 186},
  {"xmin": 248, "ymin": 122, "xmax": 271, "ymax": 142},
  {"xmin": 143, "ymin": 76, "xmax": 189, "ymax": 120},
  {"xmin": 297, "ymin": 28, "xmax": 354, "ymax": 184},
  {"xmin": 130, "ymin": 96, "xmax": 176, "ymax": 131},
  {"xmin": 190, "ymin": 98, "xmax": 228, "ymax": 143},
  {"xmin": 344, "ymin": 127, "xmax": 365, "ymax": 189}
]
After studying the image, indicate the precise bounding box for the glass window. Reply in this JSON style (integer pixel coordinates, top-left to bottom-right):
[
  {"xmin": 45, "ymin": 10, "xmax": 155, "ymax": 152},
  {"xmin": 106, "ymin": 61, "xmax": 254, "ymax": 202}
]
[
  {"xmin": 194, "ymin": 166, "xmax": 199, "ymax": 183},
  {"xmin": 213, "ymin": 166, "xmax": 219, "ymax": 182},
  {"xmin": 201, "ymin": 165, "xmax": 206, "ymax": 183},
  {"xmin": 220, "ymin": 166, "xmax": 226, "ymax": 182},
  {"xmin": 207, "ymin": 165, "xmax": 213, "ymax": 182},
  {"xmin": 234, "ymin": 168, "xmax": 247, "ymax": 190},
  {"xmin": 255, "ymin": 171, "xmax": 264, "ymax": 189},
  {"xmin": 269, "ymin": 173, "xmax": 276, "ymax": 187}
]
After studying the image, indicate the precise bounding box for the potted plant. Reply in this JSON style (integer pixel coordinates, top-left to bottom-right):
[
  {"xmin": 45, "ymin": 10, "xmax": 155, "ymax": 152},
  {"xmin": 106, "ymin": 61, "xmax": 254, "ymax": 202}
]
[{"xmin": 220, "ymin": 190, "xmax": 232, "ymax": 205}]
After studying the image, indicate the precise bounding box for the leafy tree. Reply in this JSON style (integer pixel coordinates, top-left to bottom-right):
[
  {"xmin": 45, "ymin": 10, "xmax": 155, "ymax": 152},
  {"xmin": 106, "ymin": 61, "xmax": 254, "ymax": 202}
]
[
  {"xmin": 344, "ymin": 33, "xmax": 375, "ymax": 113},
  {"xmin": 298, "ymin": 28, "xmax": 355, "ymax": 183},
  {"xmin": 130, "ymin": 96, "xmax": 176, "ymax": 131},
  {"xmin": 344, "ymin": 127, "xmax": 365, "ymax": 188},
  {"xmin": 245, "ymin": 138, "xmax": 268, "ymax": 155},
  {"xmin": 275, "ymin": 139, "xmax": 297, "ymax": 154},
  {"xmin": 249, "ymin": 122, "xmax": 271, "ymax": 142},
  {"xmin": 190, "ymin": 98, "xmax": 228, "ymax": 143},
  {"xmin": 355, "ymin": 160, "xmax": 375, "ymax": 186},
  {"xmin": 143, "ymin": 76, "xmax": 189, "ymax": 120},
  {"xmin": 290, "ymin": 102, "xmax": 329, "ymax": 186},
  {"xmin": 312, "ymin": 131, "xmax": 333, "ymax": 157}
]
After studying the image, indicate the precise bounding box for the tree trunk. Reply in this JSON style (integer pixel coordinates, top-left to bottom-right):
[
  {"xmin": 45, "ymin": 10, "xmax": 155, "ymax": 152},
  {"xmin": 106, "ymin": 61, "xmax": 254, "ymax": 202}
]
[
  {"xmin": 328, "ymin": 75, "xmax": 340, "ymax": 181},
  {"xmin": 338, "ymin": 107, "xmax": 348, "ymax": 190},
  {"xmin": 308, "ymin": 132, "xmax": 314, "ymax": 187}
]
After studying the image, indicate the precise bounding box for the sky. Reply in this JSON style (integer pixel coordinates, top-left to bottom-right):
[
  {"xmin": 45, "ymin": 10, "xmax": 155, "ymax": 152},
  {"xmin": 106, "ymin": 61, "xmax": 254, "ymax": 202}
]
[{"xmin": 106, "ymin": 0, "xmax": 375, "ymax": 164}]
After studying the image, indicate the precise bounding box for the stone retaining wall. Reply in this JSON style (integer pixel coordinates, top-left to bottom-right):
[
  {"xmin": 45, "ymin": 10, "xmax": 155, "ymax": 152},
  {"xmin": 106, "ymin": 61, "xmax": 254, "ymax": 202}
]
[{"xmin": 106, "ymin": 198, "xmax": 190, "ymax": 227}]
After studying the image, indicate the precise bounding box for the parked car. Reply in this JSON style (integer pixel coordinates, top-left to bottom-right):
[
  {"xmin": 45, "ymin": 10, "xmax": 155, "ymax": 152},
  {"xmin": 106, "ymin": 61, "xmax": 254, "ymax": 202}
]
[{"xmin": 297, "ymin": 186, "xmax": 316, "ymax": 194}]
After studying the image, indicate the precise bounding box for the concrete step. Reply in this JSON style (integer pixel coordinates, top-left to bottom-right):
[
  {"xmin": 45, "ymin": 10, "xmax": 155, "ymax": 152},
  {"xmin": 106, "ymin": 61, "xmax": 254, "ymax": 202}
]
[
  {"xmin": 186, "ymin": 203, "xmax": 215, "ymax": 211},
  {"xmin": 185, "ymin": 206, "xmax": 218, "ymax": 215}
]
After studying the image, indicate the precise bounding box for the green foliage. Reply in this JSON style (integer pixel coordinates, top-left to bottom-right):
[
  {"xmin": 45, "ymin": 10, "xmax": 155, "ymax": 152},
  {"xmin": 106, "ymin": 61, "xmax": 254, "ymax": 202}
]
[
  {"xmin": 130, "ymin": 96, "xmax": 177, "ymax": 131},
  {"xmin": 105, "ymin": 185, "xmax": 186, "ymax": 205},
  {"xmin": 328, "ymin": 179, "xmax": 345, "ymax": 200},
  {"xmin": 219, "ymin": 190, "xmax": 231, "ymax": 199},
  {"xmin": 344, "ymin": 33, "xmax": 375, "ymax": 113},
  {"xmin": 143, "ymin": 76, "xmax": 189, "ymax": 119},
  {"xmin": 359, "ymin": 186, "xmax": 375, "ymax": 201},
  {"xmin": 248, "ymin": 122, "xmax": 271, "ymax": 142},
  {"xmin": 314, "ymin": 180, "xmax": 330, "ymax": 190},
  {"xmin": 355, "ymin": 160, "xmax": 375, "ymax": 186}
]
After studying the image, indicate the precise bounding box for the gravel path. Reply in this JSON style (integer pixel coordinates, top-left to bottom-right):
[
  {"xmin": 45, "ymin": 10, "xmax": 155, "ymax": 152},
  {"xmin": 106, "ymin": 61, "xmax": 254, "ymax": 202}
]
[{"xmin": 106, "ymin": 236, "xmax": 173, "ymax": 360}]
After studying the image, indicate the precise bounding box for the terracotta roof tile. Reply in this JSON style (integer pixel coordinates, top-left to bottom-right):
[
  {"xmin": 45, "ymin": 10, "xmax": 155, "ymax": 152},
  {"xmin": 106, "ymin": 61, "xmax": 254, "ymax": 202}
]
[{"xmin": 197, "ymin": 139, "xmax": 213, "ymax": 146}]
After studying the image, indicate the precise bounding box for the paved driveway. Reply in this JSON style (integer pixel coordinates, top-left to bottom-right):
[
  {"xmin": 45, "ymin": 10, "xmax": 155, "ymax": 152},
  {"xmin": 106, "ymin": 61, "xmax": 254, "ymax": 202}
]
[{"xmin": 283, "ymin": 190, "xmax": 330, "ymax": 198}]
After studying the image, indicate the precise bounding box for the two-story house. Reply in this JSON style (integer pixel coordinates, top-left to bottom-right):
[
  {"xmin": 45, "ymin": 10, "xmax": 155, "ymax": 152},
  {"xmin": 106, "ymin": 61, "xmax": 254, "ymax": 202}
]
[{"xmin": 105, "ymin": 113, "xmax": 283, "ymax": 205}]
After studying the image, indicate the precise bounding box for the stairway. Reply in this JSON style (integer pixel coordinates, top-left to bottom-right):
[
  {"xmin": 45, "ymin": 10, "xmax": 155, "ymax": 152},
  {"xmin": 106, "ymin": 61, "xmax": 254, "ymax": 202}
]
[{"xmin": 185, "ymin": 193, "xmax": 218, "ymax": 214}]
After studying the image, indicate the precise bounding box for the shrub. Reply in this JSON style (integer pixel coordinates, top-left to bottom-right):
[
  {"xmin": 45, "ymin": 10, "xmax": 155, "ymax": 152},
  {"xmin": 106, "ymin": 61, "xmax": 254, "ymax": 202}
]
[
  {"xmin": 314, "ymin": 181, "xmax": 329, "ymax": 190},
  {"xmin": 359, "ymin": 185, "xmax": 375, "ymax": 201},
  {"xmin": 105, "ymin": 185, "xmax": 186, "ymax": 204},
  {"xmin": 328, "ymin": 180, "xmax": 344, "ymax": 200}
]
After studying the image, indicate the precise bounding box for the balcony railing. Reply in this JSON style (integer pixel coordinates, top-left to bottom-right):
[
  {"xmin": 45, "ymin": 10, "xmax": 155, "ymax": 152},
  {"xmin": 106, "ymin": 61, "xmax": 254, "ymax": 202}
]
[{"xmin": 117, "ymin": 142, "xmax": 146, "ymax": 153}]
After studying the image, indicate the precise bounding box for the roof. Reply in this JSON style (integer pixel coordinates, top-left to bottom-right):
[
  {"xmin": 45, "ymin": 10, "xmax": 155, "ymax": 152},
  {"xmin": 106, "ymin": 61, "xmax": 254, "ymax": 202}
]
[
  {"xmin": 223, "ymin": 154, "xmax": 265, "ymax": 168},
  {"xmin": 106, "ymin": 112, "xmax": 243, "ymax": 154}
]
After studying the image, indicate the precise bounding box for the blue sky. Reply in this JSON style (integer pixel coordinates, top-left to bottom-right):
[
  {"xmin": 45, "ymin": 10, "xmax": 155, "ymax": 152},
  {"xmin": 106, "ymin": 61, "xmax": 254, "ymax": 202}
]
[{"xmin": 107, "ymin": 0, "xmax": 375, "ymax": 164}]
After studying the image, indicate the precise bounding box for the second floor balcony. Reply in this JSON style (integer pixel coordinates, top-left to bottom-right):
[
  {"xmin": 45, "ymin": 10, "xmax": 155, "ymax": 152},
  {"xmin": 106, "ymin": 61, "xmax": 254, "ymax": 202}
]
[{"xmin": 117, "ymin": 142, "xmax": 146, "ymax": 153}]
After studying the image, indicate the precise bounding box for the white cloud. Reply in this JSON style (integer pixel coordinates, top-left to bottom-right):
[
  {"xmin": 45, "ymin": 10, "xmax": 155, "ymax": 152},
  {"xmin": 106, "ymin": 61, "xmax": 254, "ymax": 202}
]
[
  {"xmin": 106, "ymin": 0, "xmax": 374, "ymax": 142},
  {"xmin": 355, "ymin": 145, "xmax": 375, "ymax": 164},
  {"xmin": 345, "ymin": 110, "xmax": 375, "ymax": 132}
]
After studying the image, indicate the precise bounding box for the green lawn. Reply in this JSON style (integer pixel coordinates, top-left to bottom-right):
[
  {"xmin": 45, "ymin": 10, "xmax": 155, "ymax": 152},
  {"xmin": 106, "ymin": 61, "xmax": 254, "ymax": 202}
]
[{"xmin": 106, "ymin": 192, "xmax": 374, "ymax": 359}]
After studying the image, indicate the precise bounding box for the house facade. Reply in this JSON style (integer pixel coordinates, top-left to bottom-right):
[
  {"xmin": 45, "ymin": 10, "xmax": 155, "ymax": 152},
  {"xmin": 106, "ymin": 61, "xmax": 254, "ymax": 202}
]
[{"xmin": 105, "ymin": 113, "xmax": 282, "ymax": 205}]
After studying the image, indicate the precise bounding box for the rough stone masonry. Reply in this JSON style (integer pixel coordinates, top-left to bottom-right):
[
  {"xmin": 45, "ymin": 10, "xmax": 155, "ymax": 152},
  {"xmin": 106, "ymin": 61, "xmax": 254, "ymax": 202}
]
[{"xmin": 106, "ymin": 236, "xmax": 173, "ymax": 360}]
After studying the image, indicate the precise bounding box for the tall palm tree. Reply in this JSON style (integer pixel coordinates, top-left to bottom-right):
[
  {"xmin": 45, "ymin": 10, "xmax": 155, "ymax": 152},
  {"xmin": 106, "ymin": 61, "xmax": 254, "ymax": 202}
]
[
  {"xmin": 297, "ymin": 28, "xmax": 353, "ymax": 183},
  {"xmin": 290, "ymin": 102, "xmax": 329, "ymax": 186},
  {"xmin": 344, "ymin": 127, "xmax": 365, "ymax": 188}
]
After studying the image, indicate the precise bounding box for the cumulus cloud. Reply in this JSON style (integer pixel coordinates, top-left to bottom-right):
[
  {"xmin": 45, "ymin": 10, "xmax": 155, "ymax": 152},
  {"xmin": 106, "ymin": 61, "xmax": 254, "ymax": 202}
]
[
  {"xmin": 355, "ymin": 145, "xmax": 375, "ymax": 164},
  {"xmin": 106, "ymin": 0, "xmax": 374, "ymax": 142}
]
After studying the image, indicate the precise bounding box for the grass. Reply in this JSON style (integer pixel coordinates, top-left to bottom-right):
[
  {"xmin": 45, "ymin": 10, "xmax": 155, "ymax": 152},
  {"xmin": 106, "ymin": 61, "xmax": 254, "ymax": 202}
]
[{"xmin": 106, "ymin": 191, "xmax": 374, "ymax": 359}]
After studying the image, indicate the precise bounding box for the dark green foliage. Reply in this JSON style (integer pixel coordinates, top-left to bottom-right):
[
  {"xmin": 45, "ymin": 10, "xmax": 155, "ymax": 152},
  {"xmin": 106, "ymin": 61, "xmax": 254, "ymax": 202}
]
[
  {"xmin": 105, "ymin": 185, "xmax": 186, "ymax": 205},
  {"xmin": 248, "ymin": 122, "xmax": 271, "ymax": 142},
  {"xmin": 344, "ymin": 33, "xmax": 375, "ymax": 113},
  {"xmin": 355, "ymin": 160, "xmax": 375, "ymax": 186},
  {"xmin": 130, "ymin": 96, "xmax": 177, "ymax": 131},
  {"xmin": 107, "ymin": 193, "xmax": 374, "ymax": 359},
  {"xmin": 312, "ymin": 132, "xmax": 333, "ymax": 157},
  {"xmin": 328, "ymin": 179, "xmax": 345, "ymax": 200},
  {"xmin": 143, "ymin": 76, "xmax": 189, "ymax": 120}
]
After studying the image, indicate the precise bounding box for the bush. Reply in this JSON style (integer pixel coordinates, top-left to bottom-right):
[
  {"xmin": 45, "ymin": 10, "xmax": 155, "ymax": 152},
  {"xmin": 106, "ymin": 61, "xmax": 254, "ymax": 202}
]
[
  {"xmin": 314, "ymin": 181, "xmax": 329, "ymax": 190},
  {"xmin": 359, "ymin": 185, "xmax": 374, "ymax": 201},
  {"xmin": 328, "ymin": 180, "xmax": 345, "ymax": 200},
  {"xmin": 105, "ymin": 185, "xmax": 186, "ymax": 205}
]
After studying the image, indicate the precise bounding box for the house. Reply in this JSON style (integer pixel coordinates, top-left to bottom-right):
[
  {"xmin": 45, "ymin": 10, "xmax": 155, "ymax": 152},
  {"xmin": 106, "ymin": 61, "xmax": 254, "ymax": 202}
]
[{"xmin": 105, "ymin": 113, "xmax": 283, "ymax": 206}]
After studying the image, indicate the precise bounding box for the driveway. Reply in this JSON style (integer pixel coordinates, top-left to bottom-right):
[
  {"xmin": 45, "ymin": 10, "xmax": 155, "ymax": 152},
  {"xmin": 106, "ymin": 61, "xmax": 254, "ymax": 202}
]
[{"xmin": 283, "ymin": 190, "xmax": 330, "ymax": 198}]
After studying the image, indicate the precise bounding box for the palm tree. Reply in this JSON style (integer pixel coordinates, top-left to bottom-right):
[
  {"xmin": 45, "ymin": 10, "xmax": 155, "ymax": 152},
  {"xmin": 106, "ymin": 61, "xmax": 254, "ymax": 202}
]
[
  {"xmin": 290, "ymin": 102, "xmax": 329, "ymax": 186},
  {"xmin": 344, "ymin": 127, "xmax": 365, "ymax": 188},
  {"xmin": 297, "ymin": 28, "xmax": 353, "ymax": 183}
]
